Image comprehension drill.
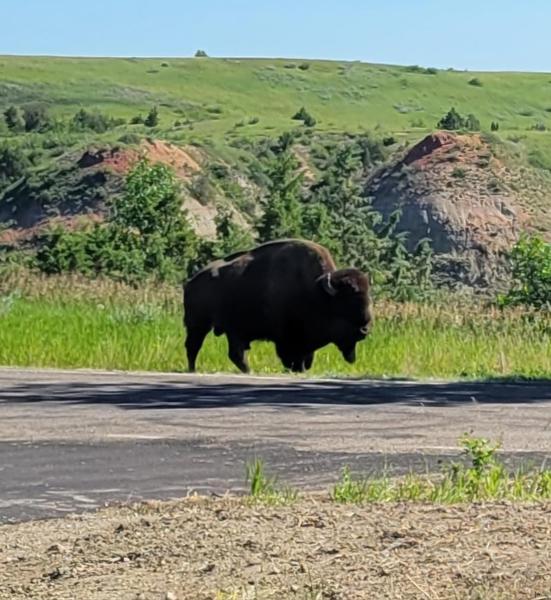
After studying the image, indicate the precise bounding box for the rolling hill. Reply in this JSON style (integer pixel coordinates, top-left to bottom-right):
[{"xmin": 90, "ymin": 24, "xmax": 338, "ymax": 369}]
[{"xmin": 1, "ymin": 55, "xmax": 551, "ymax": 287}]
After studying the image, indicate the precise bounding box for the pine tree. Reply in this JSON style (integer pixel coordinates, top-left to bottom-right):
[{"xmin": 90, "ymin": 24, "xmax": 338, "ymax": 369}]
[
  {"xmin": 256, "ymin": 141, "xmax": 304, "ymax": 242},
  {"xmin": 144, "ymin": 106, "xmax": 159, "ymax": 128},
  {"xmin": 437, "ymin": 107, "xmax": 464, "ymax": 130}
]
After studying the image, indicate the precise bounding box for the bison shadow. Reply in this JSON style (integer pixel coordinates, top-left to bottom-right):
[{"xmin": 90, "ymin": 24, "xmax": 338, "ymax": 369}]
[{"xmin": 1, "ymin": 376, "xmax": 550, "ymax": 409}]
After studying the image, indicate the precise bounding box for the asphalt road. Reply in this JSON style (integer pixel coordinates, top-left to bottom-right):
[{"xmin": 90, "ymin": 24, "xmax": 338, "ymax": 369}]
[{"xmin": 0, "ymin": 367, "xmax": 550, "ymax": 523}]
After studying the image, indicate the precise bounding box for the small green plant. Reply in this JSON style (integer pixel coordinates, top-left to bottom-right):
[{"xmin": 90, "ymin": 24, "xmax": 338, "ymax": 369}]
[
  {"xmin": 331, "ymin": 466, "xmax": 370, "ymax": 503},
  {"xmin": 468, "ymin": 77, "xmax": 483, "ymax": 87},
  {"xmin": 246, "ymin": 459, "xmax": 297, "ymax": 505},
  {"xmin": 451, "ymin": 166, "xmax": 466, "ymax": 178}
]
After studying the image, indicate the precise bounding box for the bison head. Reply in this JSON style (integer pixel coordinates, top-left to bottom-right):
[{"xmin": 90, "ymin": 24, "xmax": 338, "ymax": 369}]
[{"xmin": 318, "ymin": 268, "xmax": 372, "ymax": 363}]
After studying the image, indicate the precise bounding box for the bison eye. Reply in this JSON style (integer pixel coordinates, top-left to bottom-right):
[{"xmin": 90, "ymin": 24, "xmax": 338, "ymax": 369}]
[{"xmin": 360, "ymin": 324, "xmax": 369, "ymax": 335}]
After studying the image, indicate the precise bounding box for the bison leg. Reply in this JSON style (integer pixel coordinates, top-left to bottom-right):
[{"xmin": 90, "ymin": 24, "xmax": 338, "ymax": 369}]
[
  {"xmin": 290, "ymin": 353, "xmax": 314, "ymax": 373},
  {"xmin": 276, "ymin": 344, "xmax": 312, "ymax": 373},
  {"xmin": 185, "ymin": 323, "xmax": 211, "ymax": 372},
  {"xmin": 302, "ymin": 352, "xmax": 314, "ymax": 371},
  {"xmin": 227, "ymin": 335, "xmax": 250, "ymax": 374}
]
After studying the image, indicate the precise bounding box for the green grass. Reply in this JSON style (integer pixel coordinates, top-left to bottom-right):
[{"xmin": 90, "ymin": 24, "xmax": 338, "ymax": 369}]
[
  {"xmin": 246, "ymin": 458, "xmax": 298, "ymax": 505},
  {"xmin": 0, "ymin": 273, "xmax": 549, "ymax": 378},
  {"xmin": 243, "ymin": 436, "xmax": 551, "ymax": 505},
  {"xmin": 331, "ymin": 435, "xmax": 551, "ymax": 503},
  {"xmin": 2, "ymin": 55, "xmax": 551, "ymax": 146}
]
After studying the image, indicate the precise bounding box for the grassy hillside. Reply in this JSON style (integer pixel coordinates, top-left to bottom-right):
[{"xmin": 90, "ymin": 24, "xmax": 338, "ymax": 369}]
[
  {"xmin": 1, "ymin": 56, "xmax": 551, "ymax": 151},
  {"xmin": 1, "ymin": 55, "xmax": 551, "ymax": 292}
]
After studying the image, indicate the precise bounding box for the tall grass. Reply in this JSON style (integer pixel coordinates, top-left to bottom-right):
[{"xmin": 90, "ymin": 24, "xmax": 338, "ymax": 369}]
[{"xmin": 0, "ymin": 271, "xmax": 549, "ymax": 378}]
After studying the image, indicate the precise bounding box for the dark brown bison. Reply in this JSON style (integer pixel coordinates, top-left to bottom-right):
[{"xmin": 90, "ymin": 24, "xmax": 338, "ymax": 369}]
[{"xmin": 183, "ymin": 239, "xmax": 372, "ymax": 373}]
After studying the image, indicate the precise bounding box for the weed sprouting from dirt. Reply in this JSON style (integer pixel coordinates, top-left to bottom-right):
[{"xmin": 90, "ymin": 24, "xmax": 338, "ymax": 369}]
[
  {"xmin": 331, "ymin": 435, "xmax": 551, "ymax": 504},
  {"xmin": 246, "ymin": 459, "xmax": 298, "ymax": 505}
]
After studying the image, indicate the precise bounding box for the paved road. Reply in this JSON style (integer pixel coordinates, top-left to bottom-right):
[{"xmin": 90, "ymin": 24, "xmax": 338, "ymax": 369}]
[{"xmin": 0, "ymin": 367, "xmax": 550, "ymax": 523}]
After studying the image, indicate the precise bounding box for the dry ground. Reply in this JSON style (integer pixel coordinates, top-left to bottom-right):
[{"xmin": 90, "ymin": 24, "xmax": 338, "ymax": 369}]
[{"xmin": 1, "ymin": 496, "xmax": 550, "ymax": 600}]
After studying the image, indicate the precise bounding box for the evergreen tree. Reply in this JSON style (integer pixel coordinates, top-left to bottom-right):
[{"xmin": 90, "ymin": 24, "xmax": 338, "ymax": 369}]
[
  {"xmin": 144, "ymin": 106, "xmax": 159, "ymax": 128},
  {"xmin": 437, "ymin": 107, "xmax": 464, "ymax": 130},
  {"xmin": 212, "ymin": 205, "xmax": 254, "ymax": 256},
  {"xmin": 464, "ymin": 113, "xmax": 481, "ymax": 131},
  {"xmin": 256, "ymin": 138, "xmax": 304, "ymax": 242}
]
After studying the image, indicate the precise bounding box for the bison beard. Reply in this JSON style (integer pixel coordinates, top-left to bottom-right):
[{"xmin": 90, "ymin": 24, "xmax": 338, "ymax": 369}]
[{"xmin": 183, "ymin": 239, "xmax": 372, "ymax": 373}]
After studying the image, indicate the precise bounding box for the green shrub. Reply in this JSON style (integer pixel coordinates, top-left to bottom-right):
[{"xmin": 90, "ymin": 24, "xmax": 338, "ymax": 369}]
[
  {"xmin": 451, "ymin": 166, "xmax": 466, "ymax": 178},
  {"xmin": 468, "ymin": 77, "xmax": 483, "ymax": 87},
  {"xmin": 3, "ymin": 105, "xmax": 25, "ymax": 131},
  {"xmin": 438, "ymin": 107, "xmax": 464, "ymax": 130},
  {"xmin": 72, "ymin": 109, "xmax": 124, "ymax": 133},
  {"xmin": 498, "ymin": 235, "xmax": 551, "ymax": 310},
  {"xmin": 464, "ymin": 113, "xmax": 481, "ymax": 131},
  {"xmin": 292, "ymin": 106, "xmax": 316, "ymax": 127},
  {"xmin": 36, "ymin": 160, "xmax": 198, "ymax": 283},
  {"xmin": 21, "ymin": 104, "xmax": 51, "ymax": 132},
  {"xmin": 144, "ymin": 106, "xmax": 159, "ymax": 127},
  {"xmin": 0, "ymin": 143, "xmax": 30, "ymax": 186}
]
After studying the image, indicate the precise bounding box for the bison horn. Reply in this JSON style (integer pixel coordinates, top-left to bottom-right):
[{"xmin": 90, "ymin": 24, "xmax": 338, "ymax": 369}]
[{"xmin": 321, "ymin": 272, "xmax": 337, "ymax": 296}]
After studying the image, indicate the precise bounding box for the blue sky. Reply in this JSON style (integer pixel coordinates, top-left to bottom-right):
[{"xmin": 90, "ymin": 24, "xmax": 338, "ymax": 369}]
[{"xmin": 1, "ymin": 0, "xmax": 550, "ymax": 72}]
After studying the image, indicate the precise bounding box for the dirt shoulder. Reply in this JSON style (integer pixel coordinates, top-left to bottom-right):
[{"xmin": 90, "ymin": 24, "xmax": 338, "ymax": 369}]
[{"xmin": 1, "ymin": 496, "xmax": 549, "ymax": 600}]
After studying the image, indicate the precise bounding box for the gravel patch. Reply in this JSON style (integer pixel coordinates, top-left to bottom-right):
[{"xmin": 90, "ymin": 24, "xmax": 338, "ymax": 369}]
[{"xmin": 0, "ymin": 496, "xmax": 550, "ymax": 599}]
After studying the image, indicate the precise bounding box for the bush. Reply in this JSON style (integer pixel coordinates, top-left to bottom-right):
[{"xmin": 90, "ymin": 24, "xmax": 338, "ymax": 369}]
[
  {"xmin": 437, "ymin": 107, "xmax": 481, "ymax": 132},
  {"xmin": 451, "ymin": 166, "xmax": 466, "ymax": 178},
  {"xmin": 72, "ymin": 109, "xmax": 124, "ymax": 133},
  {"xmin": 194, "ymin": 49, "xmax": 208, "ymax": 57},
  {"xmin": 0, "ymin": 143, "xmax": 30, "ymax": 186},
  {"xmin": 189, "ymin": 173, "xmax": 216, "ymax": 205},
  {"xmin": 118, "ymin": 132, "xmax": 141, "ymax": 145},
  {"xmin": 3, "ymin": 106, "xmax": 25, "ymax": 132},
  {"xmin": 468, "ymin": 77, "xmax": 483, "ymax": 87},
  {"xmin": 464, "ymin": 113, "xmax": 481, "ymax": 131},
  {"xmin": 437, "ymin": 107, "xmax": 464, "ymax": 130},
  {"xmin": 292, "ymin": 106, "xmax": 316, "ymax": 127},
  {"xmin": 498, "ymin": 235, "xmax": 551, "ymax": 310},
  {"xmin": 36, "ymin": 160, "xmax": 198, "ymax": 283},
  {"xmin": 144, "ymin": 106, "xmax": 159, "ymax": 128},
  {"xmin": 491, "ymin": 121, "xmax": 500, "ymax": 131},
  {"xmin": 23, "ymin": 104, "xmax": 51, "ymax": 132}
]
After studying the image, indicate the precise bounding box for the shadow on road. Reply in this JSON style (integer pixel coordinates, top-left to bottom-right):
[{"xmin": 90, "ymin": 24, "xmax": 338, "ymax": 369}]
[{"xmin": 2, "ymin": 377, "xmax": 550, "ymax": 409}]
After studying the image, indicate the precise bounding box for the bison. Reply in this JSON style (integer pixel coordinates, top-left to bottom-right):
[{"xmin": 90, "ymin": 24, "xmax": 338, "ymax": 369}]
[{"xmin": 183, "ymin": 239, "xmax": 372, "ymax": 373}]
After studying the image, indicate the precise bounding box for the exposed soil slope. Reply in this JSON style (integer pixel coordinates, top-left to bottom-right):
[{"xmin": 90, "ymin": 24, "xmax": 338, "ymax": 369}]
[
  {"xmin": 366, "ymin": 132, "xmax": 551, "ymax": 287},
  {"xmin": 0, "ymin": 140, "xmax": 216, "ymax": 243}
]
